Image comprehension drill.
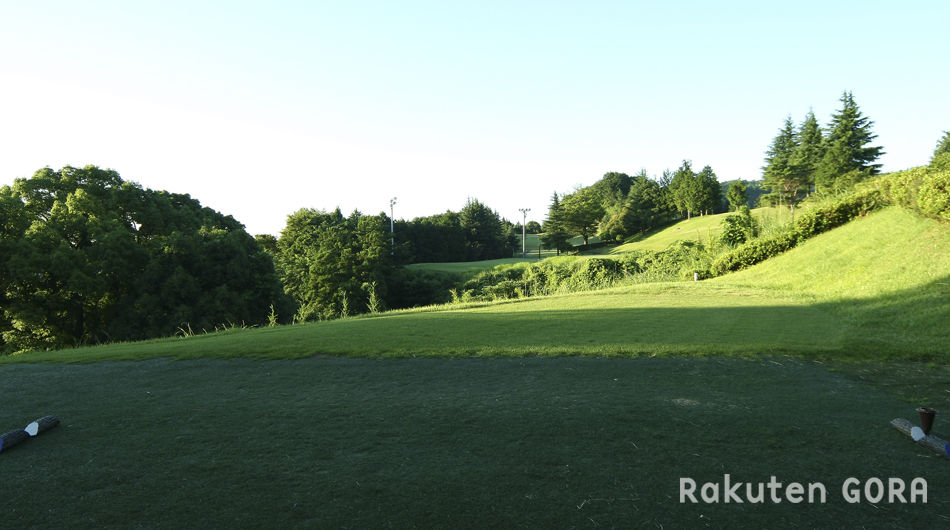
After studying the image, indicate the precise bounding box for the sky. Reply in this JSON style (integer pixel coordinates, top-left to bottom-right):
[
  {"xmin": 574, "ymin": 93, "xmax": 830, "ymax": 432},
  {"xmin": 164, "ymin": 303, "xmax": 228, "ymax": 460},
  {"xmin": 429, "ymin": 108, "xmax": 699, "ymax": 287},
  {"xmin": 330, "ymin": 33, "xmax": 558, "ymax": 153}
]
[{"xmin": 1, "ymin": 1, "xmax": 947, "ymax": 236}]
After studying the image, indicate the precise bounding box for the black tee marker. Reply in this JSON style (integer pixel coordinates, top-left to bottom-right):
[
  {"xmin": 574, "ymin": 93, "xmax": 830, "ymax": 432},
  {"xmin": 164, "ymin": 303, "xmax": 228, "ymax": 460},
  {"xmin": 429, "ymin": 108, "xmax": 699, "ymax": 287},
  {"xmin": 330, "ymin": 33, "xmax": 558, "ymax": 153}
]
[{"xmin": 0, "ymin": 416, "xmax": 60, "ymax": 453}]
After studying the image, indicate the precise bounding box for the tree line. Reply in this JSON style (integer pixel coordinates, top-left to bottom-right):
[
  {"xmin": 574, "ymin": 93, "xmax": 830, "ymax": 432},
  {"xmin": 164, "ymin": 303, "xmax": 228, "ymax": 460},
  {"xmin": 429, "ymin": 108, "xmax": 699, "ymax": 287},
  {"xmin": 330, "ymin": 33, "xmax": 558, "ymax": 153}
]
[
  {"xmin": 762, "ymin": 91, "xmax": 884, "ymax": 209},
  {"xmin": 0, "ymin": 175, "xmax": 518, "ymax": 353},
  {"xmin": 0, "ymin": 166, "xmax": 293, "ymax": 354},
  {"xmin": 541, "ymin": 163, "xmax": 729, "ymax": 252}
]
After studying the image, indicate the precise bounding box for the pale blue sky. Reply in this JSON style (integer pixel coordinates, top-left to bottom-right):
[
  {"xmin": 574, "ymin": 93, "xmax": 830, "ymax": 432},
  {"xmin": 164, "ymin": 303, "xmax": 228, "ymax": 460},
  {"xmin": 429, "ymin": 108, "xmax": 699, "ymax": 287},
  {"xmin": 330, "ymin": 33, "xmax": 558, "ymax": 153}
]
[{"xmin": 2, "ymin": 1, "xmax": 947, "ymax": 235}]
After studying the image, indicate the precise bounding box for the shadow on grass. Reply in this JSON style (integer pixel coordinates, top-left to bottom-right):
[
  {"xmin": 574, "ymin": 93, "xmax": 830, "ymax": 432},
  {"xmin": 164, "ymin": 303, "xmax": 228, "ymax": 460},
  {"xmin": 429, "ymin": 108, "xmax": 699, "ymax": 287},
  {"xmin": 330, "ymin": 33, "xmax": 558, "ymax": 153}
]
[{"xmin": 5, "ymin": 276, "xmax": 948, "ymax": 363}]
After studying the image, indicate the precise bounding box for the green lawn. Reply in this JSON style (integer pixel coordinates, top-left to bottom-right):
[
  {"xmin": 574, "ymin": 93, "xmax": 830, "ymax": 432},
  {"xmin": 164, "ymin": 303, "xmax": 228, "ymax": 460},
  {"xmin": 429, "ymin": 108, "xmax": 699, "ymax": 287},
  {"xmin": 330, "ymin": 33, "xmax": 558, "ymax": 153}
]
[
  {"xmin": 3, "ymin": 357, "xmax": 948, "ymax": 528},
  {"xmin": 3, "ymin": 206, "xmax": 949, "ymax": 527}
]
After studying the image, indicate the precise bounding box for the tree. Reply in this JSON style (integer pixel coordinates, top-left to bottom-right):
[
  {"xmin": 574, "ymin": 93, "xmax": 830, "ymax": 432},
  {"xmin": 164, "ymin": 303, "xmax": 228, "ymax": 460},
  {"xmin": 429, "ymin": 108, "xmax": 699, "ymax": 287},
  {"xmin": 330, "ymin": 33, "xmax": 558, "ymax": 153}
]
[
  {"xmin": 932, "ymin": 131, "xmax": 950, "ymax": 170},
  {"xmin": 696, "ymin": 165, "xmax": 721, "ymax": 215},
  {"xmin": 459, "ymin": 198, "xmax": 511, "ymax": 261},
  {"xmin": 762, "ymin": 116, "xmax": 806, "ymax": 209},
  {"xmin": 525, "ymin": 221, "xmax": 542, "ymax": 234},
  {"xmin": 814, "ymin": 91, "xmax": 884, "ymax": 193},
  {"xmin": 558, "ymin": 188, "xmax": 605, "ymax": 245},
  {"xmin": 275, "ymin": 208, "xmax": 393, "ymax": 321},
  {"xmin": 1, "ymin": 166, "xmax": 291, "ymax": 354},
  {"xmin": 669, "ymin": 160, "xmax": 702, "ymax": 219},
  {"xmin": 793, "ymin": 109, "xmax": 824, "ymax": 195},
  {"xmin": 726, "ymin": 181, "xmax": 748, "ymax": 211},
  {"xmin": 540, "ymin": 192, "xmax": 571, "ymax": 255},
  {"xmin": 598, "ymin": 170, "xmax": 676, "ymax": 242}
]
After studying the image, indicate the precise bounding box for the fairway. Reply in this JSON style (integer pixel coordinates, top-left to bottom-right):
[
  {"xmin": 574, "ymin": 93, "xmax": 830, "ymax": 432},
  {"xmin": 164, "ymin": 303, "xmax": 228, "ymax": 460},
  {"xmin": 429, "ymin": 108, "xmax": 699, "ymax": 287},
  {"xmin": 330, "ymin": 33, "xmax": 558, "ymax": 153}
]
[{"xmin": 3, "ymin": 357, "xmax": 947, "ymax": 528}]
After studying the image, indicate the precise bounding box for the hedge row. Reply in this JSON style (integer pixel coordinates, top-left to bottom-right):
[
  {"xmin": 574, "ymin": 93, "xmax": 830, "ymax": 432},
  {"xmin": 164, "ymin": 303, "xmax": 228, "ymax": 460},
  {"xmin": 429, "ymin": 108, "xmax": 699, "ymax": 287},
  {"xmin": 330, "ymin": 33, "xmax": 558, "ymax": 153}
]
[
  {"xmin": 709, "ymin": 189, "xmax": 883, "ymax": 276},
  {"xmin": 875, "ymin": 162, "xmax": 950, "ymax": 222}
]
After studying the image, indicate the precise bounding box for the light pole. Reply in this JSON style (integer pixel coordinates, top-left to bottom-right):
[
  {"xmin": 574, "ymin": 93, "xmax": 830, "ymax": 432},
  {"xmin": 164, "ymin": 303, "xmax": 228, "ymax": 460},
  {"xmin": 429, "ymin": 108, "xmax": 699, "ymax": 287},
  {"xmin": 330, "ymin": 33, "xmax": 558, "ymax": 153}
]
[
  {"xmin": 518, "ymin": 208, "xmax": 531, "ymax": 258},
  {"xmin": 390, "ymin": 197, "xmax": 397, "ymax": 256}
]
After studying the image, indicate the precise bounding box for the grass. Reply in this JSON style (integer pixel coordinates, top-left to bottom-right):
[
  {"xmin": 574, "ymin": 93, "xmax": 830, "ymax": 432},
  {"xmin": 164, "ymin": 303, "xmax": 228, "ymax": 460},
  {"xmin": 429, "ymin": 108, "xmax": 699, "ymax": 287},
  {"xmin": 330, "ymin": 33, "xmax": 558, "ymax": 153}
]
[
  {"xmin": 406, "ymin": 257, "xmax": 546, "ymax": 276},
  {"xmin": 610, "ymin": 207, "xmax": 793, "ymax": 253},
  {"xmin": 11, "ymin": 209, "xmax": 946, "ymax": 364},
  {"xmin": 3, "ymin": 357, "xmax": 949, "ymax": 528},
  {"xmin": 3, "ymin": 206, "xmax": 949, "ymax": 527}
]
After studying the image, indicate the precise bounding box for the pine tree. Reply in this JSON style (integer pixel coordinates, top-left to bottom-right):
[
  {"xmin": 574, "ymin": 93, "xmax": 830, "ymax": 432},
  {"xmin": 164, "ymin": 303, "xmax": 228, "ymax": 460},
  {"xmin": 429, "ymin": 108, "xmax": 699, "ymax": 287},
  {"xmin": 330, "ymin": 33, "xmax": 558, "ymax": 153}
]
[
  {"xmin": 814, "ymin": 91, "xmax": 884, "ymax": 193},
  {"xmin": 696, "ymin": 165, "xmax": 720, "ymax": 215},
  {"xmin": 793, "ymin": 109, "xmax": 823, "ymax": 195},
  {"xmin": 540, "ymin": 192, "xmax": 571, "ymax": 255},
  {"xmin": 762, "ymin": 116, "xmax": 801, "ymax": 207}
]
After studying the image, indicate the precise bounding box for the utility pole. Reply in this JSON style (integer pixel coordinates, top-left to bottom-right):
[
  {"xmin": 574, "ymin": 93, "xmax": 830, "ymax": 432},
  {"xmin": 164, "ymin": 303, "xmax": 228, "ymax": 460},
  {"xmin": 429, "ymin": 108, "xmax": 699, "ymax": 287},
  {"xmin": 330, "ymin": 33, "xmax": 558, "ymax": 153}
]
[
  {"xmin": 390, "ymin": 197, "xmax": 397, "ymax": 256},
  {"xmin": 518, "ymin": 208, "xmax": 531, "ymax": 258}
]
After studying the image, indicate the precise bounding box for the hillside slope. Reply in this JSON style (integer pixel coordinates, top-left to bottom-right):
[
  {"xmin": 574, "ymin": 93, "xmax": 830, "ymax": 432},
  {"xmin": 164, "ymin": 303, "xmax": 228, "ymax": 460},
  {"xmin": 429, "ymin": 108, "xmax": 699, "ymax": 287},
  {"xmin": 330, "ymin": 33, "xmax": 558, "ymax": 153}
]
[
  {"xmin": 610, "ymin": 206, "xmax": 792, "ymax": 252},
  {"xmin": 714, "ymin": 206, "xmax": 950, "ymax": 356},
  {"xmin": 5, "ymin": 207, "xmax": 947, "ymax": 363}
]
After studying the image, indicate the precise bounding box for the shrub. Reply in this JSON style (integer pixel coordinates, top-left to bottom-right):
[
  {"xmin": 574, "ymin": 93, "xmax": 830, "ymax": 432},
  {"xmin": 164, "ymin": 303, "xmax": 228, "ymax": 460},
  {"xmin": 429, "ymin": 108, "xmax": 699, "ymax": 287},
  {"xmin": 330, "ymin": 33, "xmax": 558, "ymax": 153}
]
[
  {"xmin": 918, "ymin": 169, "xmax": 950, "ymax": 221},
  {"xmin": 710, "ymin": 188, "xmax": 882, "ymax": 276},
  {"xmin": 719, "ymin": 206, "xmax": 759, "ymax": 247}
]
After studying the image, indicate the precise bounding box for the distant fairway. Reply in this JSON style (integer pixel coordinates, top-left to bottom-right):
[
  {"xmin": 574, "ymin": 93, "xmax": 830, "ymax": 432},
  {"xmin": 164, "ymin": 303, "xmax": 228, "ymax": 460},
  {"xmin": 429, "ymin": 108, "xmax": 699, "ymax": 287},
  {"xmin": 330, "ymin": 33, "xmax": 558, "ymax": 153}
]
[{"xmin": 3, "ymin": 206, "xmax": 949, "ymax": 527}]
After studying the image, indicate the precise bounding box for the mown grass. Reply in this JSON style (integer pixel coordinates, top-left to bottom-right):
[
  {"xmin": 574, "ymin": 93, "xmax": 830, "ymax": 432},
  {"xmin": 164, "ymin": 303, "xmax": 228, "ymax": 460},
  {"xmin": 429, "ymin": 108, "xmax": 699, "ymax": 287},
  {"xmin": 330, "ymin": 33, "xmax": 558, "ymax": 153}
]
[
  {"xmin": 12, "ymin": 209, "xmax": 945, "ymax": 364},
  {"xmin": 3, "ymin": 357, "xmax": 949, "ymax": 528},
  {"xmin": 3, "ymin": 206, "xmax": 949, "ymax": 527}
]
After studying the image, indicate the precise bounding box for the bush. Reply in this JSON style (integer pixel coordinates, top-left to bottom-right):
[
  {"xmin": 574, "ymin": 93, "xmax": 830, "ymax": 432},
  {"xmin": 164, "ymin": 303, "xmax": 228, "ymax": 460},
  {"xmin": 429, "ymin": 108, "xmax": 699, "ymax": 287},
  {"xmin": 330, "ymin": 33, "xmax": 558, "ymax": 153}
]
[
  {"xmin": 719, "ymin": 206, "xmax": 759, "ymax": 247},
  {"xmin": 918, "ymin": 169, "xmax": 950, "ymax": 221}
]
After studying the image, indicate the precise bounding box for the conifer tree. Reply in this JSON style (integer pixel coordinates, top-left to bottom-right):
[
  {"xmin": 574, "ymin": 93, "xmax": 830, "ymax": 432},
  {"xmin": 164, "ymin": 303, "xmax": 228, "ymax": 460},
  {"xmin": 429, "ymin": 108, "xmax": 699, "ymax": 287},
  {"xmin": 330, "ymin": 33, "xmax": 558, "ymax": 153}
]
[
  {"xmin": 793, "ymin": 109, "xmax": 824, "ymax": 194},
  {"xmin": 540, "ymin": 192, "xmax": 571, "ymax": 255},
  {"xmin": 814, "ymin": 91, "xmax": 884, "ymax": 193},
  {"xmin": 762, "ymin": 116, "xmax": 803, "ymax": 208}
]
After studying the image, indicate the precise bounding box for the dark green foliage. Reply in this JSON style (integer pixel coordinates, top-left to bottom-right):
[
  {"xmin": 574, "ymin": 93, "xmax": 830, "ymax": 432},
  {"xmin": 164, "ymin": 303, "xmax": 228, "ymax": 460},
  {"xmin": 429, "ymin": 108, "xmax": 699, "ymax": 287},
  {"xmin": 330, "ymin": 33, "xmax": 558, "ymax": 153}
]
[
  {"xmin": 395, "ymin": 212, "xmax": 467, "ymax": 263},
  {"xmin": 0, "ymin": 166, "xmax": 291, "ymax": 354},
  {"xmin": 589, "ymin": 171, "xmax": 633, "ymax": 209},
  {"xmin": 276, "ymin": 209, "xmax": 394, "ymax": 321},
  {"xmin": 719, "ymin": 206, "xmax": 759, "ymax": 246},
  {"xmin": 726, "ymin": 180, "xmax": 748, "ymax": 211},
  {"xmin": 254, "ymin": 234, "xmax": 279, "ymax": 255},
  {"xmin": 557, "ymin": 188, "xmax": 605, "ymax": 245},
  {"xmin": 762, "ymin": 116, "xmax": 809, "ymax": 209},
  {"xmin": 814, "ymin": 91, "xmax": 884, "ymax": 193},
  {"xmin": 794, "ymin": 109, "xmax": 824, "ymax": 193},
  {"xmin": 540, "ymin": 192, "xmax": 572, "ymax": 254},
  {"xmin": 598, "ymin": 171, "xmax": 677, "ymax": 242},
  {"xmin": 386, "ymin": 268, "xmax": 459, "ymax": 307},
  {"xmin": 669, "ymin": 160, "xmax": 700, "ymax": 218},
  {"xmin": 459, "ymin": 198, "xmax": 515, "ymax": 261},
  {"xmin": 696, "ymin": 165, "xmax": 722, "ymax": 215},
  {"xmin": 525, "ymin": 221, "xmax": 542, "ymax": 234}
]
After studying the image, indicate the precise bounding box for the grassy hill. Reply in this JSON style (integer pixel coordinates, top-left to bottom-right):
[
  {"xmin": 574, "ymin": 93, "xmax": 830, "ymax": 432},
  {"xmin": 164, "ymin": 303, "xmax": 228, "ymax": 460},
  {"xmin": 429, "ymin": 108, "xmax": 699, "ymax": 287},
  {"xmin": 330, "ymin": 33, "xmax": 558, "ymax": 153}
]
[
  {"xmin": 610, "ymin": 206, "xmax": 793, "ymax": 252},
  {"xmin": 3, "ymin": 206, "xmax": 949, "ymax": 527}
]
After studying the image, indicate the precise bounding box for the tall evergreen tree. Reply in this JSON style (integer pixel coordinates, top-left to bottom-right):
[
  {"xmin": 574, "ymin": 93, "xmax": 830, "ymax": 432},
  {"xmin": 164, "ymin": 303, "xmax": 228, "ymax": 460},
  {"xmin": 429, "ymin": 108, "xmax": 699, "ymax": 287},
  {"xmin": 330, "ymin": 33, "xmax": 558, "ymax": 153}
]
[
  {"xmin": 696, "ymin": 165, "xmax": 721, "ymax": 215},
  {"xmin": 762, "ymin": 116, "xmax": 800, "ymax": 208},
  {"xmin": 793, "ymin": 109, "xmax": 824, "ymax": 194},
  {"xmin": 814, "ymin": 91, "xmax": 884, "ymax": 193},
  {"xmin": 670, "ymin": 160, "xmax": 701, "ymax": 219},
  {"xmin": 540, "ymin": 192, "xmax": 571, "ymax": 255}
]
